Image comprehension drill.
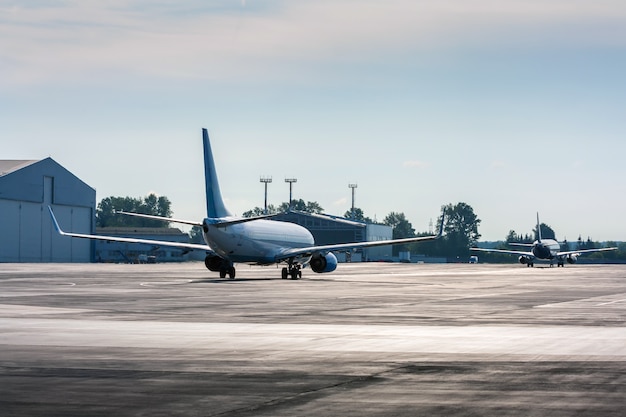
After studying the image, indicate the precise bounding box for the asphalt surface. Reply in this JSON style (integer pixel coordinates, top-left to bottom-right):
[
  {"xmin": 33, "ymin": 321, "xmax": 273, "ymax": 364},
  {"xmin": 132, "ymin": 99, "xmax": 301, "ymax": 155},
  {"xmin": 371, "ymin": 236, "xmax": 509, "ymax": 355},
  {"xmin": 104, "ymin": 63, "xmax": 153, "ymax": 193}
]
[{"xmin": 1, "ymin": 262, "xmax": 625, "ymax": 416}]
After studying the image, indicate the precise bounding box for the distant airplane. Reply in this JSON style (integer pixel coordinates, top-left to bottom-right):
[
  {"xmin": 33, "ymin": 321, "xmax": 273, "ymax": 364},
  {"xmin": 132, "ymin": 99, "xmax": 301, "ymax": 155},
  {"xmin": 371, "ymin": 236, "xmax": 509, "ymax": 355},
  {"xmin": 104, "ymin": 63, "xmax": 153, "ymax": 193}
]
[
  {"xmin": 471, "ymin": 213, "xmax": 617, "ymax": 267},
  {"xmin": 49, "ymin": 128, "xmax": 443, "ymax": 279}
]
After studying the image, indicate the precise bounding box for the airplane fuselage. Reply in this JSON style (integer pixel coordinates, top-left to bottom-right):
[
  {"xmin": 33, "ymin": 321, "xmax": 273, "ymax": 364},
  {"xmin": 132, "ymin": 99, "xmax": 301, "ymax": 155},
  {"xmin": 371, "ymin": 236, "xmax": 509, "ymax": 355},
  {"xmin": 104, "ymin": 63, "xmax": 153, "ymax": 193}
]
[
  {"xmin": 203, "ymin": 218, "xmax": 315, "ymax": 265},
  {"xmin": 531, "ymin": 239, "xmax": 561, "ymax": 260}
]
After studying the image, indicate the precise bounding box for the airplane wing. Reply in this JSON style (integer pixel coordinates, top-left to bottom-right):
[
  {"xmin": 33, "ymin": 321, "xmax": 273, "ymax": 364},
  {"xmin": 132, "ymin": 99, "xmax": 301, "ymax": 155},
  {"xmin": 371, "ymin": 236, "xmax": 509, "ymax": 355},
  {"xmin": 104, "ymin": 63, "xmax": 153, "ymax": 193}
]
[
  {"xmin": 556, "ymin": 247, "xmax": 618, "ymax": 257},
  {"xmin": 470, "ymin": 247, "xmax": 534, "ymax": 257},
  {"xmin": 117, "ymin": 210, "xmax": 284, "ymax": 228},
  {"xmin": 115, "ymin": 211, "xmax": 203, "ymax": 227},
  {"xmin": 276, "ymin": 216, "xmax": 445, "ymax": 261},
  {"xmin": 49, "ymin": 207, "xmax": 213, "ymax": 252}
]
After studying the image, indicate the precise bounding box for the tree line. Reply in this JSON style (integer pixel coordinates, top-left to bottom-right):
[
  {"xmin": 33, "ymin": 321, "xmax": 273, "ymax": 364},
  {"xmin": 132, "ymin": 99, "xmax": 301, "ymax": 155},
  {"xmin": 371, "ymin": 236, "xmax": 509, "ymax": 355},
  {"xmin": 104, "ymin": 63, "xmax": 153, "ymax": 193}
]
[
  {"xmin": 243, "ymin": 200, "xmax": 482, "ymax": 260},
  {"xmin": 96, "ymin": 194, "xmax": 624, "ymax": 261},
  {"xmin": 96, "ymin": 194, "xmax": 172, "ymax": 228}
]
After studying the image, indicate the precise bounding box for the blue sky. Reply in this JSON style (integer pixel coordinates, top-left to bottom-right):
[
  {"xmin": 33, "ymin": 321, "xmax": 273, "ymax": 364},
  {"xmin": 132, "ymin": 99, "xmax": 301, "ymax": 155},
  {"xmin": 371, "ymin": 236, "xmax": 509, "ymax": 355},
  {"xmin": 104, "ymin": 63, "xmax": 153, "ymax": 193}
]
[{"xmin": 2, "ymin": 1, "xmax": 625, "ymax": 241}]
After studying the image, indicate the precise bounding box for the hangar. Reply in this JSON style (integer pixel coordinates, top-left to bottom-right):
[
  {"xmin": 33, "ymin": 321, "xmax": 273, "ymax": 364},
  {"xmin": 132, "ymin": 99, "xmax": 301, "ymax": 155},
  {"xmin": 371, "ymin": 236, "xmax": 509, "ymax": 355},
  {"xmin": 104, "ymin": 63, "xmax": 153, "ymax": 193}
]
[
  {"xmin": 273, "ymin": 211, "xmax": 393, "ymax": 262},
  {"xmin": 0, "ymin": 158, "xmax": 95, "ymax": 263}
]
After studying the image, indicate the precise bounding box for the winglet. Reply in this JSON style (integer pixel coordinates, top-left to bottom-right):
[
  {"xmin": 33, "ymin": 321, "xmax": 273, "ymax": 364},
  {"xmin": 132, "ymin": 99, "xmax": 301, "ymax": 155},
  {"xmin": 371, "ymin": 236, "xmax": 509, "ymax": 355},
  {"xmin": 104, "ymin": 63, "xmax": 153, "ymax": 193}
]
[
  {"xmin": 436, "ymin": 211, "xmax": 445, "ymax": 238},
  {"xmin": 48, "ymin": 206, "xmax": 66, "ymax": 236}
]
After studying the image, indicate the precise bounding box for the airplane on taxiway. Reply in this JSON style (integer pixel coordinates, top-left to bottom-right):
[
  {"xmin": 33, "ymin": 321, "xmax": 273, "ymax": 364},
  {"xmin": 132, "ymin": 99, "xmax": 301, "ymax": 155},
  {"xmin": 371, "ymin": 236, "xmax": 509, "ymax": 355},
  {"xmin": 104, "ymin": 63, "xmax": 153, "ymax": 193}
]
[
  {"xmin": 49, "ymin": 128, "xmax": 443, "ymax": 280},
  {"xmin": 470, "ymin": 213, "xmax": 616, "ymax": 267}
]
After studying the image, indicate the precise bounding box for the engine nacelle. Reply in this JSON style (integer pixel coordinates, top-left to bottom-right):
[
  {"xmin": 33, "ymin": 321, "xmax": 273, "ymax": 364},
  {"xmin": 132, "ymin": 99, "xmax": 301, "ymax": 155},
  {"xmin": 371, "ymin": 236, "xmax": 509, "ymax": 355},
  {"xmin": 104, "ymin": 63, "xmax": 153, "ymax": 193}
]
[
  {"xmin": 519, "ymin": 256, "xmax": 530, "ymax": 265},
  {"xmin": 310, "ymin": 252, "xmax": 338, "ymax": 273},
  {"xmin": 205, "ymin": 255, "xmax": 226, "ymax": 272},
  {"xmin": 566, "ymin": 254, "xmax": 578, "ymax": 264}
]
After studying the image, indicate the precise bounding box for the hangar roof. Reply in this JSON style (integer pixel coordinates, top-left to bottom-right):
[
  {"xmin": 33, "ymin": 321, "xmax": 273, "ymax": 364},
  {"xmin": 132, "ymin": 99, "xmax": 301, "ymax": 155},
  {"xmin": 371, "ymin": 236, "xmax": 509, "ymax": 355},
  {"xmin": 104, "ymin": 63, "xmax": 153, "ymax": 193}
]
[
  {"xmin": 0, "ymin": 157, "xmax": 95, "ymax": 207},
  {"xmin": 0, "ymin": 160, "xmax": 38, "ymax": 177}
]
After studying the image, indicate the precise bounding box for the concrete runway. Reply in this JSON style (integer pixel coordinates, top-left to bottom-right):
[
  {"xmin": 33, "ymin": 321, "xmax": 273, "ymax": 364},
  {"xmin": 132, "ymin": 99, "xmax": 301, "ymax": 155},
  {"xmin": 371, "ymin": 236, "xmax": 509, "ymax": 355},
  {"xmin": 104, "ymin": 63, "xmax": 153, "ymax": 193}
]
[{"xmin": 1, "ymin": 262, "xmax": 625, "ymax": 416}]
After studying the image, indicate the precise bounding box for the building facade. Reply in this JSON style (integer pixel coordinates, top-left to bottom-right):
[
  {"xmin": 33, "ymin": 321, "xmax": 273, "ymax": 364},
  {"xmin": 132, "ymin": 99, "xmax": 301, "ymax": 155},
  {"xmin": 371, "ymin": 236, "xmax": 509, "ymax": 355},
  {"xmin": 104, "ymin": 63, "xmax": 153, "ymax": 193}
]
[
  {"xmin": 0, "ymin": 158, "xmax": 95, "ymax": 262},
  {"xmin": 94, "ymin": 227, "xmax": 191, "ymax": 263},
  {"xmin": 273, "ymin": 211, "xmax": 393, "ymax": 262}
]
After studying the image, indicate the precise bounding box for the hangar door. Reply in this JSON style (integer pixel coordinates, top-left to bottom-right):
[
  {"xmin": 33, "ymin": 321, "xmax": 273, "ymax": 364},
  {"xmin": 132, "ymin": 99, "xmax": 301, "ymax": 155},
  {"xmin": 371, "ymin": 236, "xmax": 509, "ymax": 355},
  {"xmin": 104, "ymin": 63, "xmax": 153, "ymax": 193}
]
[{"xmin": 0, "ymin": 200, "xmax": 92, "ymax": 263}]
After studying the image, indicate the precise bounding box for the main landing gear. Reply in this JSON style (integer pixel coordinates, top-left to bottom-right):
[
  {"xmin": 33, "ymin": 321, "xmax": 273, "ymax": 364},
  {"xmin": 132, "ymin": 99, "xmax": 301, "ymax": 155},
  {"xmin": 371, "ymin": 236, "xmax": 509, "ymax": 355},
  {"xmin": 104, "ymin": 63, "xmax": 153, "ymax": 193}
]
[
  {"xmin": 219, "ymin": 266, "xmax": 236, "ymax": 279},
  {"xmin": 282, "ymin": 261, "xmax": 302, "ymax": 280},
  {"xmin": 204, "ymin": 255, "xmax": 235, "ymax": 279}
]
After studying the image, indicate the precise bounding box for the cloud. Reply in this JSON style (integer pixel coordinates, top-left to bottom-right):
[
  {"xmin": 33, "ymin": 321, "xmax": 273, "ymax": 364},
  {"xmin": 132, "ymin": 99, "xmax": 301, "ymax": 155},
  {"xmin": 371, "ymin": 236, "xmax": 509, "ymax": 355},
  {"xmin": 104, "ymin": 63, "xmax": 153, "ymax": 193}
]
[
  {"xmin": 403, "ymin": 160, "xmax": 430, "ymax": 169},
  {"xmin": 490, "ymin": 160, "xmax": 507, "ymax": 169},
  {"xmin": 2, "ymin": 0, "xmax": 626, "ymax": 87}
]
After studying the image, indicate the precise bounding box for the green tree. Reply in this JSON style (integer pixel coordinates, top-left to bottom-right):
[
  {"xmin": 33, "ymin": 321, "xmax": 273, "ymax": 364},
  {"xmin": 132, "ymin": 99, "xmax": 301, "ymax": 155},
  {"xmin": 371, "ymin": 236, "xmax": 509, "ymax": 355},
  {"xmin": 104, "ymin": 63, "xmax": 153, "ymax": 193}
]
[
  {"xmin": 343, "ymin": 207, "xmax": 372, "ymax": 223},
  {"xmin": 383, "ymin": 212, "xmax": 415, "ymax": 239},
  {"xmin": 96, "ymin": 194, "xmax": 171, "ymax": 227},
  {"xmin": 242, "ymin": 205, "xmax": 278, "ymax": 217},
  {"xmin": 439, "ymin": 202, "xmax": 481, "ymax": 259},
  {"xmin": 189, "ymin": 225, "xmax": 205, "ymax": 243},
  {"xmin": 278, "ymin": 199, "xmax": 324, "ymax": 214},
  {"xmin": 533, "ymin": 223, "xmax": 556, "ymax": 240},
  {"xmin": 383, "ymin": 212, "xmax": 415, "ymax": 256},
  {"xmin": 243, "ymin": 200, "xmax": 324, "ymax": 217}
]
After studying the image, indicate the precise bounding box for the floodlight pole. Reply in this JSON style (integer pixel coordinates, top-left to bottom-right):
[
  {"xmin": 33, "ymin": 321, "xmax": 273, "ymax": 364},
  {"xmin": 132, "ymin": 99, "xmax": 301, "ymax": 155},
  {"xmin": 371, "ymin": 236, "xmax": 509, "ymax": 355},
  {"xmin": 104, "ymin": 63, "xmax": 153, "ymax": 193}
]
[
  {"xmin": 260, "ymin": 176, "xmax": 272, "ymax": 214},
  {"xmin": 348, "ymin": 183, "xmax": 358, "ymax": 219},
  {"xmin": 285, "ymin": 178, "xmax": 297, "ymax": 209}
]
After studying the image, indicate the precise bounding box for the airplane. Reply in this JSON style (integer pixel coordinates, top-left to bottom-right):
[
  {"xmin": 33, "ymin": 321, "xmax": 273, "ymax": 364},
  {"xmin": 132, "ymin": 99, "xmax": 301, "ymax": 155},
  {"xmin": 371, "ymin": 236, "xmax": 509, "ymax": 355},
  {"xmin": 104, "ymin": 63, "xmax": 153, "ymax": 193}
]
[
  {"xmin": 49, "ymin": 128, "xmax": 443, "ymax": 280},
  {"xmin": 470, "ymin": 213, "xmax": 617, "ymax": 267}
]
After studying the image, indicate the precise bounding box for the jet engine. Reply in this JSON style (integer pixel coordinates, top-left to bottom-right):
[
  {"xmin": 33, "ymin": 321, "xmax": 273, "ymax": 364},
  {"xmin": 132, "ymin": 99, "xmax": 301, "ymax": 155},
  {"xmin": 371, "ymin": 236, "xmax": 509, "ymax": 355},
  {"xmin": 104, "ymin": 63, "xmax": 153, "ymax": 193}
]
[
  {"xmin": 310, "ymin": 252, "xmax": 338, "ymax": 273},
  {"xmin": 518, "ymin": 256, "xmax": 530, "ymax": 265},
  {"xmin": 566, "ymin": 254, "xmax": 578, "ymax": 264},
  {"xmin": 204, "ymin": 255, "xmax": 226, "ymax": 271}
]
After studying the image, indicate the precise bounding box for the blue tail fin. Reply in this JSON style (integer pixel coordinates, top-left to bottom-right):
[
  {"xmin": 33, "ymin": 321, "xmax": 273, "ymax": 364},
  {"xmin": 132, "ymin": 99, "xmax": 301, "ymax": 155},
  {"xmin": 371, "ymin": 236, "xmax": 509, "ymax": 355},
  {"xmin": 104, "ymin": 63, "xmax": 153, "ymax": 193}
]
[{"xmin": 203, "ymin": 128, "xmax": 232, "ymax": 218}]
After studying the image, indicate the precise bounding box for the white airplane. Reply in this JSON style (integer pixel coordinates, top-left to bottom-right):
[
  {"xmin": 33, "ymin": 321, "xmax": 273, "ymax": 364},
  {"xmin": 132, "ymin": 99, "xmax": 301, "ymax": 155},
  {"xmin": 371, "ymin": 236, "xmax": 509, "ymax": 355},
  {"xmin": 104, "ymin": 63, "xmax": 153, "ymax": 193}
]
[
  {"xmin": 49, "ymin": 128, "xmax": 443, "ymax": 279},
  {"xmin": 471, "ymin": 213, "xmax": 617, "ymax": 267}
]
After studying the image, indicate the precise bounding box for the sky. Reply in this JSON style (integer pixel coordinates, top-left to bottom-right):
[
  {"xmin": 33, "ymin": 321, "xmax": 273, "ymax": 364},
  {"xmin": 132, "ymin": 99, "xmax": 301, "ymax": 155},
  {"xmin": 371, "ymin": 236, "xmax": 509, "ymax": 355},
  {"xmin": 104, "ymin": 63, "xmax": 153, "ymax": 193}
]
[{"xmin": 2, "ymin": 0, "xmax": 626, "ymax": 242}]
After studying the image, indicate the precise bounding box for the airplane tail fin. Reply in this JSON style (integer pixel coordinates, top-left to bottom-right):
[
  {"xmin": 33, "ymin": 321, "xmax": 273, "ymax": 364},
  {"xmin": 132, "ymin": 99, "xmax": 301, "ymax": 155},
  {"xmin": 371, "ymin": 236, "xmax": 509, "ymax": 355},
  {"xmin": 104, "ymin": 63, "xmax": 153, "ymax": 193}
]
[{"xmin": 203, "ymin": 128, "xmax": 232, "ymax": 218}]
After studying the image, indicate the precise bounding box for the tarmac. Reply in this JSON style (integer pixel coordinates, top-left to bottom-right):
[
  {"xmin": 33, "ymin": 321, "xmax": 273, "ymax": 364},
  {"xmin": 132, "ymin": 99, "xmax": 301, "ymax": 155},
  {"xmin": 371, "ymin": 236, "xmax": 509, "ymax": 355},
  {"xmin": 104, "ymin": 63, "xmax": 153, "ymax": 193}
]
[{"xmin": 1, "ymin": 262, "xmax": 625, "ymax": 416}]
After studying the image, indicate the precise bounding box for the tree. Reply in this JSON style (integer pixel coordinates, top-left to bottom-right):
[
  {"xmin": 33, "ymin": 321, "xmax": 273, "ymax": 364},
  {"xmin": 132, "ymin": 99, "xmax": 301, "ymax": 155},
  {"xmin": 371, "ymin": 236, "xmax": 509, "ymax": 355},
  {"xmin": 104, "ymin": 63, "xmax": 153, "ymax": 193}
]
[
  {"xmin": 189, "ymin": 226, "xmax": 205, "ymax": 243},
  {"xmin": 278, "ymin": 199, "xmax": 324, "ymax": 214},
  {"xmin": 242, "ymin": 205, "xmax": 278, "ymax": 217},
  {"xmin": 383, "ymin": 212, "xmax": 415, "ymax": 239},
  {"xmin": 506, "ymin": 230, "xmax": 519, "ymax": 243},
  {"xmin": 383, "ymin": 212, "xmax": 415, "ymax": 256},
  {"xmin": 439, "ymin": 202, "xmax": 481, "ymax": 259},
  {"xmin": 243, "ymin": 200, "xmax": 324, "ymax": 217},
  {"xmin": 533, "ymin": 223, "xmax": 556, "ymax": 240},
  {"xmin": 343, "ymin": 207, "xmax": 372, "ymax": 223},
  {"xmin": 96, "ymin": 194, "xmax": 172, "ymax": 227}
]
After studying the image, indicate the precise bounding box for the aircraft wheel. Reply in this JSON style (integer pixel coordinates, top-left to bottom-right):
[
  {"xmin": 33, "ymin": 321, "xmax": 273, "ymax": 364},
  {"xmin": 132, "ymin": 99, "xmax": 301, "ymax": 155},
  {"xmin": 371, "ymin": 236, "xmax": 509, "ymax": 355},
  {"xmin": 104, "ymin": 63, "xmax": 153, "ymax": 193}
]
[
  {"xmin": 281, "ymin": 268, "xmax": 288, "ymax": 279},
  {"xmin": 290, "ymin": 270, "xmax": 301, "ymax": 280},
  {"xmin": 227, "ymin": 267, "xmax": 236, "ymax": 279},
  {"xmin": 219, "ymin": 269, "xmax": 227, "ymax": 278}
]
